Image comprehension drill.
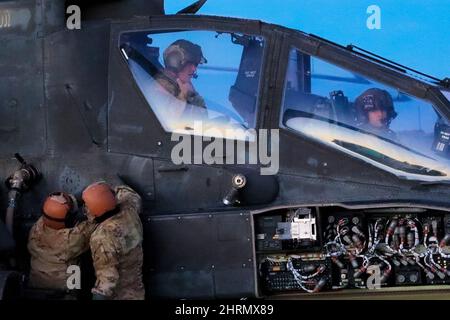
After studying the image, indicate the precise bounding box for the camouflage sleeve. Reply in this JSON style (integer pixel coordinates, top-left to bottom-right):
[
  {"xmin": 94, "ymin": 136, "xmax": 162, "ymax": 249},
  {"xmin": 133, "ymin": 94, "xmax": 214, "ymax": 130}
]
[
  {"xmin": 65, "ymin": 220, "xmax": 97, "ymax": 258},
  {"xmin": 114, "ymin": 185, "xmax": 142, "ymax": 214},
  {"xmin": 155, "ymin": 76, "xmax": 180, "ymax": 98},
  {"xmin": 91, "ymin": 226, "xmax": 121, "ymax": 298},
  {"xmin": 182, "ymin": 92, "xmax": 208, "ymax": 121},
  {"xmin": 187, "ymin": 92, "xmax": 206, "ymax": 109}
]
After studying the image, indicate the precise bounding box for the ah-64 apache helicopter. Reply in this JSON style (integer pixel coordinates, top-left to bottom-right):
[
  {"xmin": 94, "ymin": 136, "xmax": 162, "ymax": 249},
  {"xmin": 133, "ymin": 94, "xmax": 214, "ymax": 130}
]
[{"xmin": 1, "ymin": 0, "xmax": 450, "ymax": 300}]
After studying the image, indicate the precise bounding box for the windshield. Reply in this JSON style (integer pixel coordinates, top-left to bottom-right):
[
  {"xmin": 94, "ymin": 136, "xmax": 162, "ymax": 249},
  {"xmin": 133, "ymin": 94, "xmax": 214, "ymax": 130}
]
[
  {"xmin": 281, "ymin": 48, "xmax": 450, "ymax": 182},
  {"xmin": 120, "ymin": 30, "xmax": 264, "ymax": 140}
]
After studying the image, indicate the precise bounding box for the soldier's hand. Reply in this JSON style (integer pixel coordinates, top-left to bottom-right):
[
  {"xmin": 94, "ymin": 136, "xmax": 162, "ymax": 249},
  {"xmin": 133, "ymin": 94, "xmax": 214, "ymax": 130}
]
[{"xmin": 177, "ymin": 78, "xmax": 194, "ymax": 100}]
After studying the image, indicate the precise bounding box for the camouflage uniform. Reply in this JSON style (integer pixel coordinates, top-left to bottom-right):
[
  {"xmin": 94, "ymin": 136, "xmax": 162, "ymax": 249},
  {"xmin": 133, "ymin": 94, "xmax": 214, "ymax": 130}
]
[
  {"xmin": 90, "ymin": 185, "xmax": 145, "ymax": 300},
  {"xmin": 154, "ymin": 71, "xmax": 207, "ymax": 119},
  {"xmin": 28, "ymin": 217, "xmax": 97, "ymax": 290}
]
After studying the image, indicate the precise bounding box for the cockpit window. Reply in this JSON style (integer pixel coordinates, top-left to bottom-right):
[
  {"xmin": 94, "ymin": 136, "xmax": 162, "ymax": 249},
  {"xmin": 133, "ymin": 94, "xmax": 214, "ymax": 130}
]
[
  {"xmin": 281, "ymin": 47, "xmax": 450, "ymax": 181},
  {"xmin": 120, "ymin": 30, "xmax": 264, "ymax": 140}
]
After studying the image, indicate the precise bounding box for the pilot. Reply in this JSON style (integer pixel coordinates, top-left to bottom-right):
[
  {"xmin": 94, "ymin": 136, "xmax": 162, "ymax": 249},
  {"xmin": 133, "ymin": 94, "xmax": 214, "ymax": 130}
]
[
  {"xmin": 354, "ymin": 88, "xmax": 398, "ymax": 140},
  {"xmin": 27, "ymin": 192, "xmax": 97, "ymax": 293},
  {"xmin": 154, "ymin": 39, "xmax": 208, "ymax": 119},
  {"xmin": 82, "ymin": 181, "xmax": 145, "ymax": 300}
]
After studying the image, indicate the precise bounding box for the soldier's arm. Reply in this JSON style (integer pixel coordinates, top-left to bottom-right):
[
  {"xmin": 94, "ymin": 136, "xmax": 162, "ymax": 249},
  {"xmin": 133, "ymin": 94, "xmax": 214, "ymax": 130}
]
[
  {"xmin": 187, "ymin": 91, "xmax": 206, "ymax": 108},
  {"xmin": 114, "ymin": 185, "xmax": 142, "ymax": 214},
  {"xmin": 66, "ymin": 220, "xmax": 98, "ymax": 257},
  {"xmin": 91, "ymin": 227, "xmax": 121, "ymax": 298}
]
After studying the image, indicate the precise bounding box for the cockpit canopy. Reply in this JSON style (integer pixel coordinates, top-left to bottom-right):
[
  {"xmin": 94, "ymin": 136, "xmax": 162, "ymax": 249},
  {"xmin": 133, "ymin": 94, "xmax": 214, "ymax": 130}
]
[
  {"xmin": 118, "ymin": 24, "xmax": 450, "ymax": 182},
  {"xmin": 120, "ymin": 30, "xmax": 264, "ymax": 140},
  {"xmin": 281, "ymin": 48, "xmax": 450, "ymax": 182}
]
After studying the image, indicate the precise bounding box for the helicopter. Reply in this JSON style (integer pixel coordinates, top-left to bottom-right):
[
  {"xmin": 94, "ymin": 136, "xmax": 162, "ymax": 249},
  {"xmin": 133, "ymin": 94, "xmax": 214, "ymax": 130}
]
[{"xmin": 1, "ymin": 0, "xmax": 450, "ymax": 300}]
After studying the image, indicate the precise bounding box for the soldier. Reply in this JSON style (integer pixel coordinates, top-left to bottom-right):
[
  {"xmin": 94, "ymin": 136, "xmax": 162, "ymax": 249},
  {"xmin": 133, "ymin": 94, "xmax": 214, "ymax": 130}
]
[
  {"xmin": 28, "ymin": 192, "xmax": 97, "ymax": 292},
  {"xmin": 154, "ymin": 39, "xmax": 208, "ymax": 120},
  {"xmin": 82, "ymin": 181, "xmax": 145, "ymax": 300},
  {"xmin": 354, "ymin": 88, "xmax": 398, "ymax": 140}
]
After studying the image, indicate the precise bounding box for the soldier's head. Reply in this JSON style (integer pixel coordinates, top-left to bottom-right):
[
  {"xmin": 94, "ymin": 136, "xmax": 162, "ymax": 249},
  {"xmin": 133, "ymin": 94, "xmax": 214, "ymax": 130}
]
[
  {"xmin": 82, "ymin": 181, "xmax": 117, "ymax": 218},
  {"xmin": 42, "ymin": 192, "xmax": 77, "ymax": 230},
  {"xmin": 163, "ymin": 39, "xmax": 207, "ymax": 82},
  {"xmin": 354, "ymin": 88, "xmax": 397, "ymax": 129}
]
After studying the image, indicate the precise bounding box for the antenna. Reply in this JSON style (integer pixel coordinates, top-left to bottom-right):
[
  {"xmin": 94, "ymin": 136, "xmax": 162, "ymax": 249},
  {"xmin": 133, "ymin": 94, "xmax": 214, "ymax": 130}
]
[{"xmin": 176, "ymin": 0, "xmax": 207, "ymax": 14}]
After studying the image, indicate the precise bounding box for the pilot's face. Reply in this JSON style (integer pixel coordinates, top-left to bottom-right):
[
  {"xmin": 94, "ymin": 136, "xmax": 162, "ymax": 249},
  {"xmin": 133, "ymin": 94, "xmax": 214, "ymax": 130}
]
[
  {"xmin": 178, "ymin": 62, "xmax": 198, "ymax": 83},
  {"xmin": 368, "ymin": 109, "xmax": 388, "ymax": 128}
]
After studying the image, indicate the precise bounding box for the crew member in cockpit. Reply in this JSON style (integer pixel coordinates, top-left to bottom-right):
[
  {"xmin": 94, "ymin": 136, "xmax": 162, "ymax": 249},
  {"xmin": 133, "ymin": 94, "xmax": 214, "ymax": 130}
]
[
  {"xmin": 154, "ymin": 39, "xmax": 208, "ymax": 120},
  {"xmin": 354, "ymin": 88, "xmax": 398, "ymax": 140}
]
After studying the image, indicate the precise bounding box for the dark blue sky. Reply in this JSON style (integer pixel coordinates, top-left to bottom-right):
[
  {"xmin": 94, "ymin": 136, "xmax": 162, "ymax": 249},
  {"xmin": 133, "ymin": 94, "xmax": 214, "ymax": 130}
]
[{"xmin": 165, "ymin": 0, "xmax": 449, "ymax": 79}]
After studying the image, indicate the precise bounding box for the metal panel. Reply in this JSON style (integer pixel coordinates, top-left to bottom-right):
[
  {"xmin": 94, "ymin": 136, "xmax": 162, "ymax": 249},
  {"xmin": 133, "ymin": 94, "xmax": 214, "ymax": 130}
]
[
  {"xmin": 214, "ymin": 268, "xmax": 255, "ymax": 298},
  {"xmin": 153, "ymin": 159, "xmax": 223, "ymax": 213},
  {"xmin": 0, "ymin": 37, "xmax": 45, "ymax": 157},
  {"xmin": 147, "ymin": 271, "xmax": 214, "ymax": 299},
  {"xmin": 144, "ymin": 211, "xmax": 255, "ymax": 298},
  {"xmin": 117, "ymin": 155, "xmax": 155, "ymax": 203},
  {"xmin": 44, "ymin": 22, "xmax": 110, "ymax": 152}
]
